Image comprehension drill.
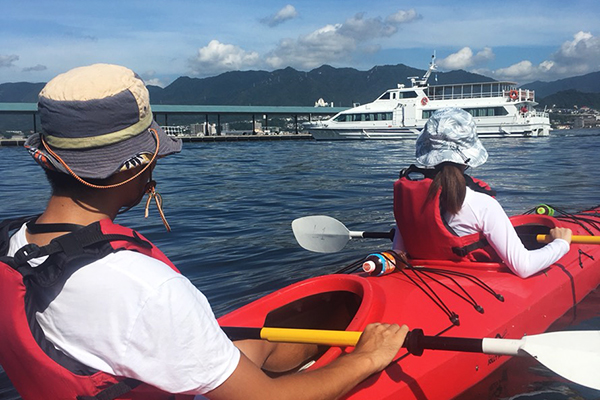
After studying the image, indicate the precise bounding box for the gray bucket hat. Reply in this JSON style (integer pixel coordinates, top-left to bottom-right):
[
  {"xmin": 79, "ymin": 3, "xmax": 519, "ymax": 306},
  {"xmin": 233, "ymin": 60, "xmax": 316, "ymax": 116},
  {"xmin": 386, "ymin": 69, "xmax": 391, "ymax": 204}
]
[
  {"xmin": 415, "ymin": 107, "xmax": 488, "ymax": 168},
  {"xmin": 25, "ymin": 64, "xmax": 182, "ymax": 180}
]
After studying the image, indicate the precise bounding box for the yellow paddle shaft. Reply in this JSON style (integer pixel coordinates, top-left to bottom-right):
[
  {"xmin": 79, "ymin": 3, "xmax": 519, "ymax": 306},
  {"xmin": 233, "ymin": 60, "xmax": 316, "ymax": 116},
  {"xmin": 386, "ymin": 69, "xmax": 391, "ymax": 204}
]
[
  {"xmin": 537, "ymin": 234, "xmax": 600, "ymax": 244},
  {"xmin": 260, "ymin": 327, "xmax": 362, "ymax": 346}
]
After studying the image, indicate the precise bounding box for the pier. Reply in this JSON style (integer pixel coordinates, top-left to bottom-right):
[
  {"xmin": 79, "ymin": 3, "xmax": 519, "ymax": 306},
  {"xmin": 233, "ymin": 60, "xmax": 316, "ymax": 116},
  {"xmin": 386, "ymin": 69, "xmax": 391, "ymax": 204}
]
[{"xmin": 0, "ymin": 103, "xmax": 347, "ymax": 139}]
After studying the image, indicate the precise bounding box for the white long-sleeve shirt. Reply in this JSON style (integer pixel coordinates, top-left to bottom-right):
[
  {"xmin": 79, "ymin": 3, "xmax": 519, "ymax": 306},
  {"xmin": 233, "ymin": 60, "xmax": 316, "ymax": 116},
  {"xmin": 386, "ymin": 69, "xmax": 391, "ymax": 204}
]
[{"xmin": 393, "ymin": 187, "xmax": 570, "ymax": 278}]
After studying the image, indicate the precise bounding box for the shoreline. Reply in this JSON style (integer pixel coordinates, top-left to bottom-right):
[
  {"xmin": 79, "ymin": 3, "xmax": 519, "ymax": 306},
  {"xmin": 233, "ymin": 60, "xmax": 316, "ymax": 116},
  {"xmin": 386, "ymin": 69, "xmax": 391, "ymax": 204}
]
[{"xmin": 0, "ymin": 133, "xmax": 314, "ymax": 147}]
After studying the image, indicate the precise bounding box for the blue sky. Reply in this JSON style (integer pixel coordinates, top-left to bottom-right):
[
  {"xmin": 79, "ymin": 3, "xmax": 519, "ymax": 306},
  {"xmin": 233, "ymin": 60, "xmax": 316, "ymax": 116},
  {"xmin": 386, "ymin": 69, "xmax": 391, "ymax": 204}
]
[{"xmin": 2, "ymin": 0, "xmax": 600, "ymax": 87}]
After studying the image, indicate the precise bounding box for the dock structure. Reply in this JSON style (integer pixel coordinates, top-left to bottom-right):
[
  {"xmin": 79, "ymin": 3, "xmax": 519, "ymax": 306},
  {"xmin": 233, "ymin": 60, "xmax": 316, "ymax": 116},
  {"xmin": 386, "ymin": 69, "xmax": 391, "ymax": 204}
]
[{"xmin": 0, "ymin": 103, "xmax": 347, "ymax": 137}]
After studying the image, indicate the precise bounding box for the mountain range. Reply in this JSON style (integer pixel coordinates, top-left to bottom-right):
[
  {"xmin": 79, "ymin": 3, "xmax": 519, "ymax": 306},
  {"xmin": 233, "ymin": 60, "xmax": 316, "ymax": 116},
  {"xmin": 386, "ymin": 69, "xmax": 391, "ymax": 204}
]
[{"xmin": 2, "ymin": 63, "xmax": 600, "ymax": 129}]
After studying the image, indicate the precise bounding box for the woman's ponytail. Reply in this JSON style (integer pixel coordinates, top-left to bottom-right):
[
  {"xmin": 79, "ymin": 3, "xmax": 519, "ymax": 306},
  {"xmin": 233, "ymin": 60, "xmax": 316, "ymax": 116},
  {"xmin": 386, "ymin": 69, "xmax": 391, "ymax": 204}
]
[{"xmin": 426, "ymin": 163, "xmax": 466, "ymax": 215}]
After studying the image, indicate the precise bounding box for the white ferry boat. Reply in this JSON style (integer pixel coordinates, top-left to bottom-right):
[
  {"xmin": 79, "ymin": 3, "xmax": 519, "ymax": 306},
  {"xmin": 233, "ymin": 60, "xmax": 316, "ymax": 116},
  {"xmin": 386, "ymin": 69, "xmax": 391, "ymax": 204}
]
[{"xmin": 306, "ymin": 56, "xmax": 551, "ymax": 140}]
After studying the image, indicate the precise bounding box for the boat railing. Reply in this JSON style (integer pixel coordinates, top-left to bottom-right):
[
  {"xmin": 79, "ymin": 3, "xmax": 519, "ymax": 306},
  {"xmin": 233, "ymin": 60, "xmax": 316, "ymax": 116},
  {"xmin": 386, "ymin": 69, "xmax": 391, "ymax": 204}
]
[
  {"xmin": 503, "ymin": 89, "xmax": 536, "ymax": 102},
  {"xmin": 427, "ymin": 92, "xmax": 503, "ymax": 101},
  {"xmin": 424, "ymin": 84, "xmax": 535, "ymax": 103},
  {"xmin": 527, "ymin": 109, "xmax": 549, "ymax": 118}
]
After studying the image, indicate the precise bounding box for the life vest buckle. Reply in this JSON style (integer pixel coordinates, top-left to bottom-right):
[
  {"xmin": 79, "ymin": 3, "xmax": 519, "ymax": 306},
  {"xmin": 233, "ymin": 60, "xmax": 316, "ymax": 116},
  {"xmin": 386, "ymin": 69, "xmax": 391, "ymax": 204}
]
[{"xmin": 13, "ymin": 243, "xmax": 42, "ymax": 266}]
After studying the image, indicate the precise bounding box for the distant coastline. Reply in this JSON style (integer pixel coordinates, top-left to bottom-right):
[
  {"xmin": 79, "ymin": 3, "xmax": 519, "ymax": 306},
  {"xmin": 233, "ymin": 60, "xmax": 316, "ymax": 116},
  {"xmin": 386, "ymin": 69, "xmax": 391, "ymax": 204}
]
[{"xmin": 0, "ymin": 133, "xmax": 313, "ymax": 147}]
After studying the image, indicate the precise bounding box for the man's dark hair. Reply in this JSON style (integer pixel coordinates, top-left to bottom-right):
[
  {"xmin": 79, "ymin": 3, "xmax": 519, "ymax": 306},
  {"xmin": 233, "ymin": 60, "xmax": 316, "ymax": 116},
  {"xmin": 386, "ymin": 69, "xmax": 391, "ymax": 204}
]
[{"xmin": 44, "ymin": 169, "xmax": 112, "ymax": 197}]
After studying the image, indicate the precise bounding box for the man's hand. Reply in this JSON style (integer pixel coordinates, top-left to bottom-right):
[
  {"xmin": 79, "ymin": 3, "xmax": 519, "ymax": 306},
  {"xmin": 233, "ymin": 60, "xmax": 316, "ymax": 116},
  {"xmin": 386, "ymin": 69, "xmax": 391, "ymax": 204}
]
[{"xmin": 352, "ymin": 323, "xmax": 409, "ymax": 372}]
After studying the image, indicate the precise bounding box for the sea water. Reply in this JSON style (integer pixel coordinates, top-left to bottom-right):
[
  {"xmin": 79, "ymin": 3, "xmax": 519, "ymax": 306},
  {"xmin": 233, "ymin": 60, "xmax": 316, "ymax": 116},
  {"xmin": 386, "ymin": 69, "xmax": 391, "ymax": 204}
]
[{"xmin": 1, "ymin": 129, "xmax": 599, "ymax": 399}]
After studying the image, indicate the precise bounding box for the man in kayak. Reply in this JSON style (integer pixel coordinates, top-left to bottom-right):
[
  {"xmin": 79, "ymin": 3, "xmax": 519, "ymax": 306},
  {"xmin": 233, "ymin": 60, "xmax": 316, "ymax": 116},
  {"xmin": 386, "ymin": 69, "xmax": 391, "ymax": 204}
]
[
  {"xmin": 0, "ymin": 64, "xmax": 408, "ymax": 400},
  {"xmin": 392, "ymin": 107, "xmax": 572, "ymax": 278}
]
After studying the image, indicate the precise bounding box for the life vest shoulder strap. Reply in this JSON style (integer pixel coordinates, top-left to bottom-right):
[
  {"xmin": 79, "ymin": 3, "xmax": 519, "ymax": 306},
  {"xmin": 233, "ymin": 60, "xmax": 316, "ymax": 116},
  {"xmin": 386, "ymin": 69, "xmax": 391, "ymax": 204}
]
[{"xmin": 399, "ymin": 165, "xmax": 496, "ymax": 198}]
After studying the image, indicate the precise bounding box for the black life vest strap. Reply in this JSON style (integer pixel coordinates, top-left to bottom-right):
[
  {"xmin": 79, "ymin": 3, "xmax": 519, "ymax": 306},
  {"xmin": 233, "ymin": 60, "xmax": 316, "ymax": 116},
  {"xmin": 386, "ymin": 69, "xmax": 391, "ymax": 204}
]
[
  {"xmin": 0, "ymin": 218, "xmax": 150, "ymax": 398},
  {"xmin": 13, "ymin": 228, "xmax": 152, "ymax": 272},
  {"xmin": 26, "ymin": 221, "xmax": 85, "ymax": 234},
  {"xmin": 0, "ymin": 215, "xmax": 38, "ymax": 257},
  {"xmin": 76, "ymin": 378, "xmax": 143, "ymax": 400},
  {"xmin": 400, "ymin": 165, "xmax": 496, "ymax": 198},
  {"xmin": 452, "ymin": 238, "xmax": 490, "ymax": 257}
]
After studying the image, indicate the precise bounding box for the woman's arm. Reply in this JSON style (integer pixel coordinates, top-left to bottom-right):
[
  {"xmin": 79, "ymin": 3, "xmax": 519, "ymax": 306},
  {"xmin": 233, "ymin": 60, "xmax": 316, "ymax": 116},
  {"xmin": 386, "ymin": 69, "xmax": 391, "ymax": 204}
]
[{"xmin": 477, "ymin": 196, "xmax": 571, "ymax": 278}]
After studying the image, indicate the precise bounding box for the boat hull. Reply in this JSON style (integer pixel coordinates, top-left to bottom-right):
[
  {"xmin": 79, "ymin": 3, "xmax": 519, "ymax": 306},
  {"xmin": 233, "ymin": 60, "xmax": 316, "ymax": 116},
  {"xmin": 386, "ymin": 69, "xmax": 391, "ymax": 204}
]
[
  {"xmin": 218, "ymin": 209, "xmax": 600, "ymax": 399},
  {"xmin": 308, "ymin": 118, "xmax": 551, "ymax": 140}
]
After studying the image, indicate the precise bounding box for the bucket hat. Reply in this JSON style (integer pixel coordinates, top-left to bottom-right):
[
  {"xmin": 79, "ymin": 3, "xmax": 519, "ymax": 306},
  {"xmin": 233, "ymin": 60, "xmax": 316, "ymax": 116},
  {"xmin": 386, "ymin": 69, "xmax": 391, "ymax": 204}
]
[
  {"xmin": 25, "ymin": 63, "xmax": 182, "ymax": 180},
  {"xmin": 415, "ymin": 107, "xmax": 488, "ymax": 168}
]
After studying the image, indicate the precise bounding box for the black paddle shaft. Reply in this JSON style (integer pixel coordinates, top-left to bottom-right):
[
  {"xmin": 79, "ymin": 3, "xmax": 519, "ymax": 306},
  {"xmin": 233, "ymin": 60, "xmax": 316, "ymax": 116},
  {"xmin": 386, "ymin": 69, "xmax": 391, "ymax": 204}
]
[
  {"xmin": 404, "ymin": 329, "xmax": 484, "ymax": 356},
  {"xmin": 361, "ymin": 229, "xmax": 395, "ymax": 241}
]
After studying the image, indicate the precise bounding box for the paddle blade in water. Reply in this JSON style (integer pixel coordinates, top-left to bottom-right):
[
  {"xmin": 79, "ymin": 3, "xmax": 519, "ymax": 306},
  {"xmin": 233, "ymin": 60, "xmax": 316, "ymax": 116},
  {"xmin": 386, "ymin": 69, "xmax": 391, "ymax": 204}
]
[
  {"xmin": 292, "ymin": 215, "xmax": 350, "ymax": 253},
  {"xmin": 520, "ymin": 330, "xmax": 600, "ymax": 390}
]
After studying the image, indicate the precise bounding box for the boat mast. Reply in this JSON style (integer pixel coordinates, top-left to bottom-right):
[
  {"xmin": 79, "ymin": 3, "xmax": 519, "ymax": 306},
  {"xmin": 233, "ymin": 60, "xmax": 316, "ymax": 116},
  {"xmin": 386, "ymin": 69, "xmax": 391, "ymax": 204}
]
[{"xmin": 409, "ymin": 54, "xmax": 437, "ymax": 87}]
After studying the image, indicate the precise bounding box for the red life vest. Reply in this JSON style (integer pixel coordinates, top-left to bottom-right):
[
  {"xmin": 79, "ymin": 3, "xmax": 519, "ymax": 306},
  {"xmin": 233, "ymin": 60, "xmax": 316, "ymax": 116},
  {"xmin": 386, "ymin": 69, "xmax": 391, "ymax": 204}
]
[
  {"xmin": 0, "ymin": 217, "xmax": 194, "ymax": 400},
  {"xmin": 393, "ymin": 165, "xmax": 502, "ymax": 262}
]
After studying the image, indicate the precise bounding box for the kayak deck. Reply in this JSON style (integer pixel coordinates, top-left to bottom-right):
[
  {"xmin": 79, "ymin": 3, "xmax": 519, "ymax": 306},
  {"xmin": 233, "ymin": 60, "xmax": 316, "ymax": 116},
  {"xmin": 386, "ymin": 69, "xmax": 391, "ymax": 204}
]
[{"xmin": 218, "ymin": 209, "xmax": 600, "ymax": 399}]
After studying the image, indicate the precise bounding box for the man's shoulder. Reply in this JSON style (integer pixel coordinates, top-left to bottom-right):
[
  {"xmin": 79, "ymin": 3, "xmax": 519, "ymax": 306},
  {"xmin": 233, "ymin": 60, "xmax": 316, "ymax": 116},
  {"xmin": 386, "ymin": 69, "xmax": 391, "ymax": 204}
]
[{"xmin": 91, "ymin": 249, "xmax": 186, "ymax": 287}]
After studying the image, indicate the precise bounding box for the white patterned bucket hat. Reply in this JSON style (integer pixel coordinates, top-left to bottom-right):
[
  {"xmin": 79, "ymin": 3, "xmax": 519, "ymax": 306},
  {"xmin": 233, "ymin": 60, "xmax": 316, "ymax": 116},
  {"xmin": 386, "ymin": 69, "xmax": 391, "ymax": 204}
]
[{"xmin": 415, "ymin": 107, "xmax": 488, "ymax": 168}]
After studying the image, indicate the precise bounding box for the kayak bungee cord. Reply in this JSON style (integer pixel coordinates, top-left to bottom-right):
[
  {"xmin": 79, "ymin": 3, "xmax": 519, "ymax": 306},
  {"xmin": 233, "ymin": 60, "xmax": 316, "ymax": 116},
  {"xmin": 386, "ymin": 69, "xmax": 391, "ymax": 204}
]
[
  {"xmin": 527, "ymin": 204, "xmax": 600, "ymax": 235},
  {"xmin": 415, "ymin": 268, "xmax": 505, "ymax": 302},
  {"xmin": 334, "ymin": 254, "xmax": 503, "ymax": 326},
  {"xmin": 395, "ymin": 263, "xmax": 461, "ymax": 326}
]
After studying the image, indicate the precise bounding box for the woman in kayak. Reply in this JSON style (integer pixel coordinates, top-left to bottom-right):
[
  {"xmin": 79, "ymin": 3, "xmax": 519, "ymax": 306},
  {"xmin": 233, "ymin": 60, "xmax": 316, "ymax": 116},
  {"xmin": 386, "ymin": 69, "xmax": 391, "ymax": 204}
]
[{"xmin": 392, "ymin": 107, "xmax": 572, "ymax": 278}]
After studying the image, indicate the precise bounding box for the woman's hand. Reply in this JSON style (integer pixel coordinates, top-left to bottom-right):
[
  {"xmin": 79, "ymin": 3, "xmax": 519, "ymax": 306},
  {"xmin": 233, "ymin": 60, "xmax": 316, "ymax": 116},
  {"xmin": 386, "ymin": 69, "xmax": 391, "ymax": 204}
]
[{"xmin": 549, "ymin": 227, "xmax": 572, "ymax": 244}]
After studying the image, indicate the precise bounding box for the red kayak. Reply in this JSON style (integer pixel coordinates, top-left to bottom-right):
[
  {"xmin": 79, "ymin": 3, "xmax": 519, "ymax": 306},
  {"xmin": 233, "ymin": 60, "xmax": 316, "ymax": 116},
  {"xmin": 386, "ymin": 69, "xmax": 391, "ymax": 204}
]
[{"xmin": 218, "ymin": 207, "xmax": 600, "ymax": 399}]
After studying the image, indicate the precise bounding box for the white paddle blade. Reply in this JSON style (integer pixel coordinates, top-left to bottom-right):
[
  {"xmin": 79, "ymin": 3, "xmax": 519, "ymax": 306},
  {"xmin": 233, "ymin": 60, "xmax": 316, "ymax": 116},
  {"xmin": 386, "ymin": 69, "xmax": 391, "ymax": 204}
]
[
  {"xmin": 292, "ymin": 215, "xmax": 351, "ymax": 253},
  {"xmin": 521, "ymin": 330, "xmax": 600, "ymax": 390}
]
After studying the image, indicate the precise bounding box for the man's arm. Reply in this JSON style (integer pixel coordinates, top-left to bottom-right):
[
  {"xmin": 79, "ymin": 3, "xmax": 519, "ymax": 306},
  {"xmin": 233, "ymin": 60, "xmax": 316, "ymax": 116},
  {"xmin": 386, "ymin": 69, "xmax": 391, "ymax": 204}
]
[{"xmin": 206, "ymin": 323, "xmax": 408, "ymax": 400}]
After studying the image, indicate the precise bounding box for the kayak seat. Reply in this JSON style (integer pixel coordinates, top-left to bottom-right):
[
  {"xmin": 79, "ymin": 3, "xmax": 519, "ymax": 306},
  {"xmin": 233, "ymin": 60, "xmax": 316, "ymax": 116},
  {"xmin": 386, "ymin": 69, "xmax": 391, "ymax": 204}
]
[{"xmin": 263, "ymin": 291, "xmax": 361, "ymax": 331}]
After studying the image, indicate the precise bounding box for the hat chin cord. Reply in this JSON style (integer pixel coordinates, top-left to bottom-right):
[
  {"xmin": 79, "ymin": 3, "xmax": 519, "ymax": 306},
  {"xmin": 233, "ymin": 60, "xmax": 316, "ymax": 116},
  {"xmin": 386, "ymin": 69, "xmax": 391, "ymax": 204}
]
[{"xmin": 40, "ymin": 129, "xmax": 172, "ymax": 232}]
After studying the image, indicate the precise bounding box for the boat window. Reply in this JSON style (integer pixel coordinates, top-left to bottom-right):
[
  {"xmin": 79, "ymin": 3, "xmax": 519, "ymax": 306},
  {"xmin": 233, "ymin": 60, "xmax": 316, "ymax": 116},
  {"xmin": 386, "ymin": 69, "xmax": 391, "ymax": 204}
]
[
  {"xmin": 334, "ymin": 114, "xmax": 349, "ymax": 122},
  {"xmin": 423, "ymin": 107, "xmax": 509, "ymax": 119},
  {"xmin": 399, "ymin": 91, "xmax": 418, "ymax": 99},
  {"xmin": 443, "ymin": 87, "xmax": 454, "ymax": 99},
  {"xmin": 378, "ymin": 92, "xmax": 391, "ymax": 100}
]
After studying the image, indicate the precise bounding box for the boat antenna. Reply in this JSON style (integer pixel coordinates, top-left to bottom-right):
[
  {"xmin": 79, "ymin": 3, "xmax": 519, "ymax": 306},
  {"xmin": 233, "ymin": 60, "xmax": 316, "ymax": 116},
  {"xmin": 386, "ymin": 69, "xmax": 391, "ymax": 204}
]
[{"xmin": 409, "ymin": 53, "xmax": 437, "ymax": 87}]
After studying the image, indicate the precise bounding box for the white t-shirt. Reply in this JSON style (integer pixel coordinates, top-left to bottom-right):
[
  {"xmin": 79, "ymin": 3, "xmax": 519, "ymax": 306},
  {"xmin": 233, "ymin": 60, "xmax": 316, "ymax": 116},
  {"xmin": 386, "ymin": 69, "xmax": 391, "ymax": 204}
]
[
  {"xmin": 393, "ymin": 187, "xmax": 570, "ymax": 278},
  {"xmin": 8, "ymin": 223, "xmax": 240, "ymax": 395}
]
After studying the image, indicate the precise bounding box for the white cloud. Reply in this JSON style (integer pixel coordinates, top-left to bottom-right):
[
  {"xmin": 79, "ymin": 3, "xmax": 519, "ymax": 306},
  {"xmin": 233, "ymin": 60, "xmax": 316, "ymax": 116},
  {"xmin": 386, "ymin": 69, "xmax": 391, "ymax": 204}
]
[
  {"xmin": 261, "ymin": 5, "xmax": 298, "ymax": 27},
  {"xmin": 189, "ymin": 40, "xmax": 261, "ymax": 77},
  {"xmin": 22, "ymin": 64, "xmax": 47, "ymax": 72},
  {"xmin": 265, "ymin": 24, "xmax": 356, "ymax": 69},
  {"xmin": 438, "ymin": 47, "xmax": 474, "ymax": 70},
  {"xmin": 140, "ymin": 70, "xmax": 165, "ymax": 87},
  {"xmin": 339, "ymin": 13, "xmax": 396, "ymax": 40},
  {"xmin": 495, "ymin": 61, "xmax": 535, "ymax": 79},
  {"xmin": 0, "ymin": 54, "xmax": 19, "ymax": 68},
  {"xmin": 265, "ymin": 9, "xmax": 419, "ymax": 70},
  {"xmin": 437, "ymin": 47, "xmax": 495, "ymax": 70},
  {"xmin": 385, "ymin": 9, "xmax": 421, "ymax": 24},
  {"xmin": 493, "ymin": 31, "xmax": 600, "ymax": 82}
]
